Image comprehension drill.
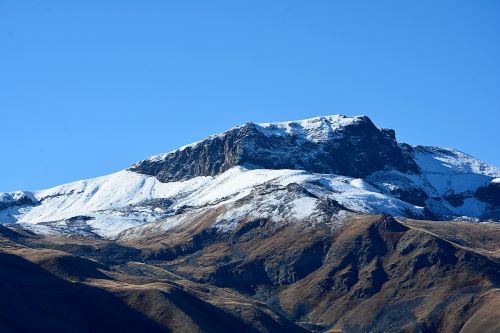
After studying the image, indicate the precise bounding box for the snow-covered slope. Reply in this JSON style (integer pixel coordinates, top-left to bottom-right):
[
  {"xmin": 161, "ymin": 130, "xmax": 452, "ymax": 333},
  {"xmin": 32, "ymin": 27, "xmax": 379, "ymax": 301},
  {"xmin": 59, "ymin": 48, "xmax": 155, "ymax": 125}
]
[
  {"xmin": 1, "ymin": 115, "xmax": 499, "ymax": 239},
  {"xmin": 0, "ymin": 167, "xmax": 425, "ymax": 238}
]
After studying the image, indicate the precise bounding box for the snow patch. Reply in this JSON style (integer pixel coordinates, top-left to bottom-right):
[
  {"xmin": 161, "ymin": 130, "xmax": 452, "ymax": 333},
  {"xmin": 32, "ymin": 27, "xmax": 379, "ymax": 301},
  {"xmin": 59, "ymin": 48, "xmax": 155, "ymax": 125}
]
[
  {"xmin": 289, "ymin": 197, "xmax": 318, "ymax": 220},
  {"xmin": 256, "ymin": 115, "xmax": 367, "ymax": 143}
]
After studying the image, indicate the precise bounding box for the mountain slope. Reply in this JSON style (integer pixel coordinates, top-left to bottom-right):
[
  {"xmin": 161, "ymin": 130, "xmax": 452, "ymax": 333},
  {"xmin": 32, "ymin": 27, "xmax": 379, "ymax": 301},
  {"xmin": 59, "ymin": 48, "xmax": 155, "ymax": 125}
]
[
  {"xmin": 0, "ymin": 231, "xmax": 307, "ymax": 333},
  {"xmin": 1, "ymin": 114, "xmax": 500, "ymax": 332},
  {"xmin": 3, "ymin": 214, "xmax": 499, "ymax": 333},
  {"xmin": 1, "ymin": 115, "xmax": 499, "ymax": 238},
  {"xmin": 120, "ymin": 214, "xmax": 500, "ymax": 333}
]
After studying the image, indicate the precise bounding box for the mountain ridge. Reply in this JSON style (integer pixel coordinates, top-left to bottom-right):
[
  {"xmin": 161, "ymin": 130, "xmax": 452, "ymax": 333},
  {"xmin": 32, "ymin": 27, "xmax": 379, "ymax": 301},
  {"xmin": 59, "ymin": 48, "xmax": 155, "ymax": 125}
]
[
  {"xmin": 129, "ymin": 114, "xmax": 420, "ymax": 181},
  {"xmin": 1, "ymin": 114, "xmax": 499, "ymax": 239}
]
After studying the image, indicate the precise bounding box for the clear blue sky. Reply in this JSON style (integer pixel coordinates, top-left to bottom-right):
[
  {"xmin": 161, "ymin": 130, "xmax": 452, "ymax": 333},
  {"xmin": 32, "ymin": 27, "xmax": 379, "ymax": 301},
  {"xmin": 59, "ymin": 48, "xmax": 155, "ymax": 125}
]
[{"xmin": 1, "ymin": 1, "xmax": 499, "ymax": 192}]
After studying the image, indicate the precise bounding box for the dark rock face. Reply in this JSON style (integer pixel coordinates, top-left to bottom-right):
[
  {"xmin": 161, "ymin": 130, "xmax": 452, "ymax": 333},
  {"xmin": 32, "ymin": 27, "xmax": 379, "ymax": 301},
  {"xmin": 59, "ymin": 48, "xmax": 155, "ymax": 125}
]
[
  {"xmin": 130, "ymin": 116, "xmax": 419, "ymax": 182},
  {"xmin": 475, "ymin": 182, "xmax": 500, "ymax": 206},
  {"xmin": 444, "ymin": 191, "xmax": 469, "ymax": 208},
  {"xmin": 390, "ymin": 187, "xmax": 429, "ymax": 207}
]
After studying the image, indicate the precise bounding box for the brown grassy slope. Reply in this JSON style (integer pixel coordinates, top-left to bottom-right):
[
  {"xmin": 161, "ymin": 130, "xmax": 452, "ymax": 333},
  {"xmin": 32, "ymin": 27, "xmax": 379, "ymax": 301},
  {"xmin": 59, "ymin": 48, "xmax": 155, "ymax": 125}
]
[
  {"xmin": 0, "ymin": 251, "xmax": 167, "ymax": 333},
  {"xmin": 2, "ymin": 214, "xmax": 500, "ymax": 333},
  {"xmin": 402, "ymin": 219, "xmax": 500, "ymax": 257},
  {"xmin": 0, "ymin": 227, "xmax": 307, "ymax": 333},
  {"xmin": 126, "ymin": 214, "xmax": 500, "ymax": 333}
]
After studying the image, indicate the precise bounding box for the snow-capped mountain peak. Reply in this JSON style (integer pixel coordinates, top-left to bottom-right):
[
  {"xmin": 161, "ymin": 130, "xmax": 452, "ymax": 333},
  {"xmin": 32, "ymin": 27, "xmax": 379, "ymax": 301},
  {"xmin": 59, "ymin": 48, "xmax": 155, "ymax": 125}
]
[
  {"xmin": 255, "ymin": 114, "xmax": 369, "ymax": 142},
  {"xmin": 1, "ymin": 115, "xmax": 499, "ymax": 239},
  {"xmin": 137, "ymin": 114, "xmax": 368, "ymax": 164},
  {"xmin": 129, "ymin": 114, "xmax": 418, "ymax": 182}
]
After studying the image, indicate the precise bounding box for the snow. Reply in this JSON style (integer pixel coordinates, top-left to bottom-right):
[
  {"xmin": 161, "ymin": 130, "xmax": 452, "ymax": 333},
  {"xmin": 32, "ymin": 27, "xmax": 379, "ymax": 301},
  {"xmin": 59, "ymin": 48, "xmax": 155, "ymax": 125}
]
[
  {"xmin": 0, "ymin": 167, "xmax": 313, "ymax": 237},
  {"xmin": 413, "ymin": 146, "xmax": 500, "ymax": 177},
  {"xmin": 0, "ymin": 191, "xmax": 37, "ymax": 205},
  {"xmin": 212, "ymin": 184, "xmax": 322, "ymax": 232},
  {"xmin": 178, "ymin": 167, "xmax": 298, "ymax": 206},
  {"xmin": 2, "ymin": 116, "xmax": 499, "ymax": 238},
  {"xmin": 2, "ymin": 165, "xmax": 427, "ymax": 238},
  {"xmin": 21, "ymin": 171, "xmax": 176, "ymax": 221},
  {"xmin": 349, "ymin": 178, "xmax": 381, "ymax": 193},
  {"xmin": 136, "ymin": 115, "xmax": 367, "ymax": 165},
  {"xmin": 208, "ymin": 171, "xmax": 425, "ymax": 234},
  {"xmin": 289, "ymin": 197, "xmax": 318, "ymax": 220},
  {"xmin": 444, "ymin": 198, "xmax": 488, "ymax": 217},
  {"xmin": 5, "ymin": 170, "xmax": 210, "ymax": 237},
  {"xmin": 6, "ymin": 147, "xmax": 496, "ymax": 238},
  {"xmin": 317, "ymin": 176, "xmax": 423, "ymax": 216},
  {"xmin": 412, "ymin": 146, "xmax": 498, "ymax": 195},
  {"xmin": 0, "ymin": 206, "xmax": 31, "ymax": 224},
  {"xmin": 256, "ymin": 115, "xmax": 366, "ymax": 142}
]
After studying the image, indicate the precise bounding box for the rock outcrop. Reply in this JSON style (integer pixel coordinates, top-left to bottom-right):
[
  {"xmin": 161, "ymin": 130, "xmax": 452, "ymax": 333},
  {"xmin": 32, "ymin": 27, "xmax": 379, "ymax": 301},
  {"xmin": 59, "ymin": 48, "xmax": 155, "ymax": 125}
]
[{"xmin": 129, "ymin": 115, "xmax": 420, "ymax": 182}]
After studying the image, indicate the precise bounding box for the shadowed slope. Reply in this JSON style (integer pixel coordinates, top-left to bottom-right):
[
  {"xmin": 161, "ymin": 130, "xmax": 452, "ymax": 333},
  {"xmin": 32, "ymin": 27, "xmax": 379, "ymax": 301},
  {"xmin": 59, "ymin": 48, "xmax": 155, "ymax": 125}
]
[
  {"xmin": 0, "ymin": 233, "xmax": 308, "ymax": 333},
  {"xmin": 0, "ymin": 252, "xmax": 168, "ymax": 333}
]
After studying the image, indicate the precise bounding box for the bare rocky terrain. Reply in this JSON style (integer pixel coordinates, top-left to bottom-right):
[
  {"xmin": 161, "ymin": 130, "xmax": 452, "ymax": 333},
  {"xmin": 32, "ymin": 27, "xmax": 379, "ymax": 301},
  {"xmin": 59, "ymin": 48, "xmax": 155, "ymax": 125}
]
[{"xmin": 2, "ymin": 214, "xmax": 499, "ymax": 333}]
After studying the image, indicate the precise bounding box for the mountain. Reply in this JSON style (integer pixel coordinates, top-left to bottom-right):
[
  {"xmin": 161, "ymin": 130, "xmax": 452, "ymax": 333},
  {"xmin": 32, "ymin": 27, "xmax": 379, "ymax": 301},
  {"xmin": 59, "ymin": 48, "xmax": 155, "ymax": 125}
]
[
  {"xmin": 1, "ymin": 115, "xmax": 500, "ymax": 333},
  {"xmin": 2, "ymin": 214, "xmax": 500, "ymax": 333},
  {"xmin": 1, "ymin": 115, "xmax": 498, "ymax": 238},
  {"xmin": 129, "ymin": 115, "xmax": 419, "ymax": 181}
]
